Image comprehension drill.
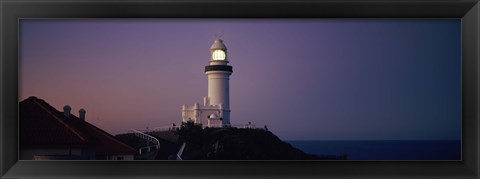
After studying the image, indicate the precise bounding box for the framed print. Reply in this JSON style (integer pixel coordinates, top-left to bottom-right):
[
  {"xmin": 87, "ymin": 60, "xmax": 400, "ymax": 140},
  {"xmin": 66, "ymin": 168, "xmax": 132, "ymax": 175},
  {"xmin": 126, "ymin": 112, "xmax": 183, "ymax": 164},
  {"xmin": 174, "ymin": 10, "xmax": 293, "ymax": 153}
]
[{"xmin": 1, "ymin": 0, "xmax": 479, "ymax": 178}]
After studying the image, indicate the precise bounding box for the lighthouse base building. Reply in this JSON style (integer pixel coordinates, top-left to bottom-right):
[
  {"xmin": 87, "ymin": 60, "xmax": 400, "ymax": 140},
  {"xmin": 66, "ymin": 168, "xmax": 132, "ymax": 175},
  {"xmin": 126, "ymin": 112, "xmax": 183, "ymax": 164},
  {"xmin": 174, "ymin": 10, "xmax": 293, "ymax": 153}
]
[
  {"xmin": 181, "ymin": 37, "xmax": 232, "ymax": 128},
  {"xmin": 181, "ymin": 97, "xmax": 228, "ymax": 128}
]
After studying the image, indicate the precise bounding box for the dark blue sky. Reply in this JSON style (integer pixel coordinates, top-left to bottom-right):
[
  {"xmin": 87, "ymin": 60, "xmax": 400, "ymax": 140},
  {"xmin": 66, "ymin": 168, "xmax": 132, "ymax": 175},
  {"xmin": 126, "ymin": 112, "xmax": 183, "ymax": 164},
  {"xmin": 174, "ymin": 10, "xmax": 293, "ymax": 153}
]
[{"xmin": 20, "ymin": 19, "xmax": 461, "ymax": 140}]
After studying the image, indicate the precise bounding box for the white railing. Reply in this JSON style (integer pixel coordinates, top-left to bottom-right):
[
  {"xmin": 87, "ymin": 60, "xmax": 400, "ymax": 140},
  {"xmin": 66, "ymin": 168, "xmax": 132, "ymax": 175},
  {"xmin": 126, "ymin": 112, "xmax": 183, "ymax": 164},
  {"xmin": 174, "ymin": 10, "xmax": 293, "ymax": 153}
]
[
  {"xmin": 152, "ymin": 126, "xmax": 180, "ymax": 132},
  {"xmin": 206, "ymin": 123, "xmax": 223, "ymax": 128},
  {"xmin": 150, "ymin": 123, "xmax": 267, "ymax": 133},
  {"xmin": 128, "ymin": 129, "xmax": 160, "ymax": 154},
  {"xmin": 231, "ymin": 124, "xmax": 254, "ymax": 129}
]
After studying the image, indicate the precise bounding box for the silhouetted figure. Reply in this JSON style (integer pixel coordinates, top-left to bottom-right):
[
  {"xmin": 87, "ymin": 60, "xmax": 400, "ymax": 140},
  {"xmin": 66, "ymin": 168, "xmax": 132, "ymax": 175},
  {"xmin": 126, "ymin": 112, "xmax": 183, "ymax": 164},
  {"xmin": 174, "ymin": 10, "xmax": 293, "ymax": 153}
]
[{"xmin": 264, "ymin": 125, "xmax": 268, "ymax": 131}]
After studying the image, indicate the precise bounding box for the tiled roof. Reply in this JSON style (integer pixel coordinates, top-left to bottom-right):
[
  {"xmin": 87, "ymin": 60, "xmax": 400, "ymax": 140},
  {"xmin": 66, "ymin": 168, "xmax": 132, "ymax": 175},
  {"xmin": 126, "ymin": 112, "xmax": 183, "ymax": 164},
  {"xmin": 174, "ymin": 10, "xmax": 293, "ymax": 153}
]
[{"xmin": 20, "ymin": 96, "xmax": 136, "ymax": 155}]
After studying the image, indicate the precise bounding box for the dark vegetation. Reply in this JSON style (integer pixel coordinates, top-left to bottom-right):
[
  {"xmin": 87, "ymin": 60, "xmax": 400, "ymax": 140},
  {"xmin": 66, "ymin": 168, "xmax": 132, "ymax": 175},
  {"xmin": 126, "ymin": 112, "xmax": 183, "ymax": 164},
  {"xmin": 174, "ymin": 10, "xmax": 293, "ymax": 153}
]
[
  {"xmin": 173, "ymin": 121, "xmax": 344, "ymax": 160},
  {"xmin": 116, "ymin": 121, "xmax": 346, "ymax": 160}
]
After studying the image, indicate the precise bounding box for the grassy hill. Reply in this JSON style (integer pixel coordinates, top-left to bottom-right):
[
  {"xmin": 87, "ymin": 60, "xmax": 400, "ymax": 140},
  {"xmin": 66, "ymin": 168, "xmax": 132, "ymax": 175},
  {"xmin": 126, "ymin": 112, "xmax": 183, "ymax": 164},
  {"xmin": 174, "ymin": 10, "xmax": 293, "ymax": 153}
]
[
  {"xmin": 116, "ymin": 122, "xmax": 346, "ymax": 160},
  {"xmin": 179, "ymin": 127, "xmax": 320, "ymax": 160}
]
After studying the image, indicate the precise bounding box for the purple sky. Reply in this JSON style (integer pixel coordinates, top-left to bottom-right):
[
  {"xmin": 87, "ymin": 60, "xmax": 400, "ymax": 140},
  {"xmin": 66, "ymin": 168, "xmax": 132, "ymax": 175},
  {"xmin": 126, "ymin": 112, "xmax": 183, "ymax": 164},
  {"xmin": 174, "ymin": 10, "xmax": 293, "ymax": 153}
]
[{"xmin": 19, "ymin": 19, "xmax": 461, "ymax": 140}]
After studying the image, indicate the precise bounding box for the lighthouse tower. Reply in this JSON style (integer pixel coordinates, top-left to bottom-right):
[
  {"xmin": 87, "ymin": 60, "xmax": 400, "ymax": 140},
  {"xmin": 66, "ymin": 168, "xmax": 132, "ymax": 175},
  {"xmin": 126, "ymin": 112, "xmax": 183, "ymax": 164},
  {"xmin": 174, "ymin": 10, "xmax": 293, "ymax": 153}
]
[
  {"xmin": 205, "ymin": 38, "xmax": 233, "ymax": 126},
  {"xmin": 181, "ymin": 37, "xmax": 233, "ymax": 127}
]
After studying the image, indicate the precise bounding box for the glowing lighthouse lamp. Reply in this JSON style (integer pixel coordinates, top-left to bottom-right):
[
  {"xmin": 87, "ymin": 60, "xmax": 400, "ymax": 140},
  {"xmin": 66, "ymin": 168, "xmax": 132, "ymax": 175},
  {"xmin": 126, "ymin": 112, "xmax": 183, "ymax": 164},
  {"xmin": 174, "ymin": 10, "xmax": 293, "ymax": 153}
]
[{"xmin": 212, "ymin": 49, "xmax": 226, "ymax": 60}]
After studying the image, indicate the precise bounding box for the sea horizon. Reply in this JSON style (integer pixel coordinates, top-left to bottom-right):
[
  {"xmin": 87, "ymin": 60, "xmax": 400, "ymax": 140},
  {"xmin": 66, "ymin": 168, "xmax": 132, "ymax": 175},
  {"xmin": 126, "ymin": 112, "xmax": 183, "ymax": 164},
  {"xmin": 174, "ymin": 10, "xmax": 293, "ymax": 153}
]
[{"xmin": 285, "ymin": 139, "xmax": 461, "ymax": 160}]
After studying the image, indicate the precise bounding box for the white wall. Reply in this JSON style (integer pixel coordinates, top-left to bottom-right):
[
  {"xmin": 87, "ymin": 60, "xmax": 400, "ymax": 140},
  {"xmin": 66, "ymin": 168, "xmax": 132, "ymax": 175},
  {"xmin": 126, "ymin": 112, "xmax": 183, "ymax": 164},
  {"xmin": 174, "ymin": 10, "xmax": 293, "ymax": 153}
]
[{"xmin": 182, "ymin": 105, "xmax": 224, "ymax": 127}]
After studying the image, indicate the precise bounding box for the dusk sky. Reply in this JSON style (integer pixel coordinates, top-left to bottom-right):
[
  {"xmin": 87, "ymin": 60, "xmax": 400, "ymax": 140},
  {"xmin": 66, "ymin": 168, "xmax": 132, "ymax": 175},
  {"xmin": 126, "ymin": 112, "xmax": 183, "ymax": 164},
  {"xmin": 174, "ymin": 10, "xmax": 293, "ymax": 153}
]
[{"xmin": 19, "ymin": 19, "xmax": 461, "ymax": 140}]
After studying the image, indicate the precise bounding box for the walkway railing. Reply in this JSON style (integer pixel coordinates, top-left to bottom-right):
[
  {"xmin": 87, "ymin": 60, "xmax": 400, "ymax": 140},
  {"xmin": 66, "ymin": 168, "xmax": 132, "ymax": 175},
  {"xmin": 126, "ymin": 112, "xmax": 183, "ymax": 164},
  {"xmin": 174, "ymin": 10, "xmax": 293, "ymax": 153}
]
[
  {"xmin": 152, "ymin": 126, "xmax": 180, "ymax": 132},
  {"xmin": 128, "ymin": 129, "xmax": 160, "ymax": 154},
  {"xmin": 152, "ymin": 123, "xmax": 265, "ymax": 131},
  {"xmin": 231, "ymin": 124, "xmax": 258, "ymax": 129}
]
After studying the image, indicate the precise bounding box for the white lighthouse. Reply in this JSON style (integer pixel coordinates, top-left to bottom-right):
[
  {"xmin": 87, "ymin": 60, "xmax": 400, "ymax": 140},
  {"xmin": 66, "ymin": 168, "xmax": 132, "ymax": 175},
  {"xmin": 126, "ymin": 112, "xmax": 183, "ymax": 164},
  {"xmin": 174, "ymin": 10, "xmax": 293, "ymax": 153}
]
[{"xmin": 181, "ymin": 38, "xmax": 233, "ymax": 127}]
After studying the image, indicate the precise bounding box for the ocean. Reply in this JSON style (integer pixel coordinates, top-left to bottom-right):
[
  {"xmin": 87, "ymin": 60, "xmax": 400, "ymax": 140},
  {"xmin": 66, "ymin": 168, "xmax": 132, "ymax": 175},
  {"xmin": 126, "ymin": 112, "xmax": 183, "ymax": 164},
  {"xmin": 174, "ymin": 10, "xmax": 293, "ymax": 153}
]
[{"xmin": 286, "ymin": 140, "xmax": 461, "ymax": 160}]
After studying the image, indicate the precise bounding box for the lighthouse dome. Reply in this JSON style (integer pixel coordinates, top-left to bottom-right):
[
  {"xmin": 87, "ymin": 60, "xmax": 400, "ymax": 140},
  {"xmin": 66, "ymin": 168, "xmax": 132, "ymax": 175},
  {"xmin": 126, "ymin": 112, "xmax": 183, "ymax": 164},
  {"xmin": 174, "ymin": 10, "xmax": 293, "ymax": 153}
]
[
  {"xmin": 210, "ymin": 38, "xmax": 227, "ymax": 50},
  {"xmin": 209, "ymin": 113, "xmax": 220, "ymax": 119}
]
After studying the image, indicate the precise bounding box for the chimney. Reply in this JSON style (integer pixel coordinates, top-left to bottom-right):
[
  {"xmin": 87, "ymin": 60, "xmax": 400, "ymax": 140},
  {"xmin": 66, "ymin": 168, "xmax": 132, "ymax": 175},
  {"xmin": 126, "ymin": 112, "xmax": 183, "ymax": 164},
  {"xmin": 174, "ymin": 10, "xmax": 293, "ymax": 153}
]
[
  {"xmin": 63, "ymin": 105, "xmax": 71, "ymax": 118},
  {"xmin": 79, "ymin": 108, "xmax": 86, "ymax": 120},
  {"xmin": 203, "ymin": 97, "xmax": 209, "ymax": 106}
]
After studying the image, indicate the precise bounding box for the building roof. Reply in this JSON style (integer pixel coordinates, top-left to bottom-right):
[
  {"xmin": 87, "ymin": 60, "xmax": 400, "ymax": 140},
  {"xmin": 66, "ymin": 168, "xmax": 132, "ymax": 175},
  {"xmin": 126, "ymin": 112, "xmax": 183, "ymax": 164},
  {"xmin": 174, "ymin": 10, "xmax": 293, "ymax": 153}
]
[
  {"xmin": 20, "ymin": 96, "xmax": 136, "ymax": 155},
  {"xmin": 208, "ymin": 113, "xmax": 219, "ymax": 119},
  {"xmin": 210, "ymin": 38, "xmax": 227, "ymax": 50}
]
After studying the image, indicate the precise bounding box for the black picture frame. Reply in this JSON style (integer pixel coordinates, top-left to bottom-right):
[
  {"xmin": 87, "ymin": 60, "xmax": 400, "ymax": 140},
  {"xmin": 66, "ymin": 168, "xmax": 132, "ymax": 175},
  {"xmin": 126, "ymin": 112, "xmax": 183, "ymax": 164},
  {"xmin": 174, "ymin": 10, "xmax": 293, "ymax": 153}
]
[{"xmin": 1, "ymin": 0, "xmax": 479, "ymax": 178}]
